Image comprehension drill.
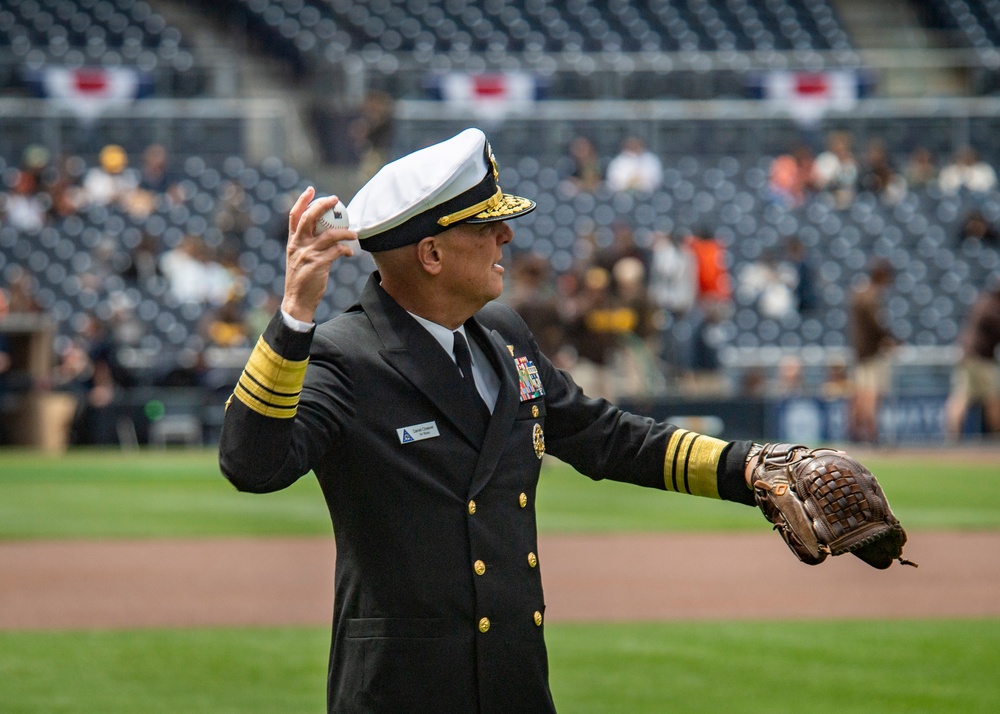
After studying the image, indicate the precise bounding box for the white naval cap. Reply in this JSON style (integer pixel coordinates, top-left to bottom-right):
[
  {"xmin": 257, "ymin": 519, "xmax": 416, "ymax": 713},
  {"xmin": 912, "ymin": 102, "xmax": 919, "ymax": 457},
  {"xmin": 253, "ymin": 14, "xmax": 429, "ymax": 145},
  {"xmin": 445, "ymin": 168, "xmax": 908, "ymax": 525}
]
[{"xmin": 346, "ymin": 128, "xmax": 536, "ymax": 252}]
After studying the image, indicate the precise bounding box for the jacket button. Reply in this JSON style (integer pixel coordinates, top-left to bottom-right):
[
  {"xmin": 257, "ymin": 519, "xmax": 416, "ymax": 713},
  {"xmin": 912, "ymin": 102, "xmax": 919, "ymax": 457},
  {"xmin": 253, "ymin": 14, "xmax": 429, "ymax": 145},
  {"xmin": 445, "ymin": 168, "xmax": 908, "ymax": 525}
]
[
  {"xmin": 519, "ymin": 492, "xmax": 527, "ymax": 508},
  {"xmin": 527, "ymin": 552, "xmax": 538, "ymax": 568},
  {"xmin": 473, "ymin": 559, "xmax": 486, "ymax": 576},
  {"xmin": 468, "ymin": 500, "xmax": 476, "ymax": 515},
  {"xmin": 531, "ymin": 405, "xmax": 539, "ymax": 418},
  {"xmin": 534, "ymin": 611, "xmax": 543, "ymax": 626},
  {"xmin": 478, "ymin": 617, "xmax": 490, "ymax": 633}
]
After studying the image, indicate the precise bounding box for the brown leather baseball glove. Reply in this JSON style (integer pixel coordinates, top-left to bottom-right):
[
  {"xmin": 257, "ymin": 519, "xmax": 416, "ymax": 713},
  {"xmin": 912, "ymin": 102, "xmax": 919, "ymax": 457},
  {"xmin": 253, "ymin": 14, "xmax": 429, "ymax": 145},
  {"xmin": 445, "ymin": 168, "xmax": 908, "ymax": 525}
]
[{"xmin": 746, "ymin": 443, "xmax": 915, "ymax": 569}]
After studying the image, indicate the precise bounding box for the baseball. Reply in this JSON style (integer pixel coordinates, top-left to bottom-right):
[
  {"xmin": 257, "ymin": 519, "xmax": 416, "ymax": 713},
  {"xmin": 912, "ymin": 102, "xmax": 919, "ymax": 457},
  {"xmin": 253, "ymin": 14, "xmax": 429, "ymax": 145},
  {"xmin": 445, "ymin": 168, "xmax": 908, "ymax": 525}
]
[{"xmin": 313, "ymin": 198, "xmax": 350, "ymax": 232}]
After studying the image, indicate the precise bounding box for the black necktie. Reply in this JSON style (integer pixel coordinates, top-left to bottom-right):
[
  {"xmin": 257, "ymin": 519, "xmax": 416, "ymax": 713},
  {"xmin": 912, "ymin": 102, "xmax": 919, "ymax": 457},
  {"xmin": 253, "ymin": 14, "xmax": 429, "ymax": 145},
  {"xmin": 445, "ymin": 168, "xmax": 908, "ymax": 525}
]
[{"xmin": 453, "ymin": 331, "xmax": 489, "ymax": 418}]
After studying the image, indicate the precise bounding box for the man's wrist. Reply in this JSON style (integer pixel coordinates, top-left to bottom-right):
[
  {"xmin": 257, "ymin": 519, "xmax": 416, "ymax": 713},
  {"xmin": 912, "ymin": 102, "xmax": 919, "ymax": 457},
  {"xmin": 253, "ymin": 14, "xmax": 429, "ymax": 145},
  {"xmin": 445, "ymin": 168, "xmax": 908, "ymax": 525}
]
[
  {"xmin": 280, "ymin": 307, "xmax": 315, "ymax": 333},
  {"xmin": 744, "ymin": 442, "xmax": 764, "ymax": 487}
]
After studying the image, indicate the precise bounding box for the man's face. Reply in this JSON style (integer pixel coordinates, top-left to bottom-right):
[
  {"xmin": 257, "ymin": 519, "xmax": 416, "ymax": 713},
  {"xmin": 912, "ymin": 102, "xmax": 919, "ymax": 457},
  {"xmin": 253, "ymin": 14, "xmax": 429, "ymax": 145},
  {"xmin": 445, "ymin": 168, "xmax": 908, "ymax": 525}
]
[{"xmin": 437, "ymin": 219, "xmax": 514, "ymax": 310}]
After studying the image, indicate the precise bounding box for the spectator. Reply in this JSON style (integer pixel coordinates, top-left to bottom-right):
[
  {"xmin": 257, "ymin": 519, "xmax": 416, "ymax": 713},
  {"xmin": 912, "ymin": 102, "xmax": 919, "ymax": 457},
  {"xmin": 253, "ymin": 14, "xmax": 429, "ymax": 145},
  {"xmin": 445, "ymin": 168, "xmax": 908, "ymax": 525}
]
[
  {"xmin": 566, "ymin": 266, "xmax": 628, "ymax": 399},
  {"xmin": 648, "ymin": 230, "xmax": 698, "ymax": 376},
  {"xmin": 848, "ymin": 259, "xmax": 897, "ymax": 444},
  {"xmin": 685, "ymin": 227, "xmax": 732, "ymax": 304},
  {"xmin": 740, "ymin": 366, "xmax": 767, "ymax": 397},
  {"xmin": 611, "ymin": 256, "xmax": 665, "ymax": 397},
  {"xmin": 860, "ymin": 138, "xmax": 907, "ymax": 205},
  {"xmin": 1, "ymin": 169, "xmax": 47, "ymax": 232},
  {"xmin": 5, "ymin": 267, "xmax": 42, "ymax": 314},
  {"xmin": 19, "ymin": 144, "xmax": 50, "ymax": 185},
  {"xmin": 138, "ymin": 144, "xmax": 183, "ymax": 199},
  {"xmin": 59, "ymin": 315, "xmax": 130, "ymax": 445},
  {"xmin": 813, "ymin": 130, "xmax": 858, "ymax": 209},
  {"xmin": 349, "ymin": 90, "xmax": 396, "ymax": 186},
  {"xmin": 903, "ymin": 146, "xmax": 937, "ymax": 189},
  {"xmin": 505, "ymin": 253, "xmax": 568, "ymax": 365},
  {"xmin": 128, "ymin": 144, "xmax": 184, "ymax": 217},
  {"xmin": 821, "ymin": 356, "xmax": 852, "ymax": 401},
  {"xmin": 595, "ymin": 220, "xmax": 650, "ymax": 287},
  {"xmin": 106, "ymin": 290, "xmax": 145, "ymax": 348},
  {"xmin": 606, "ymin": 135, "xmax": 663, "ymax": 193},
  {"xmin": 160, "ymin": 236, "xmax": 210, "ymax": 304},
  {"xmin": 786, "ymin": 236, "xmax": 819, "ymax": 314},
  {"xmin": 938, "ymin": 146, "xmax": 997, "ymax": 194},
  {"xmin": 684, "ymin": 228, "xmax": 733, "ymax": 383},
  {"xmin": 737, "ymin": 249, "xmax": 797, "ymax": 320},
  {"xmin": 44, "ymin": 153, "xmax": 85, "ymax": 220},
  {"xmin": 159, "ymin": 236, "xmax": 240, "ymax": 307},
  {"xmin": 944, "ymin": 278, "xmax": 1000, "ymax": 439},
  {"xmin": 772, "ymin": 355, "xmax": 806, "ymax": 398},
  {"xmin": 767, "ymin": 143, "xmax": 816, "ymax": 208},
  {"xmin": 119, "ymin": 233, "xmax": 162, "ymax": 286},
  {"xmin": 81, "ymin": 144, "xmax": 138, "ymax": 208},
  {"xmin": 956, "ymin": 209, "xmax": 1000, "ymax": 248},
  {"xmin": 202, "ymin": 294, "xmax": 251, "ymax": 348},
  {"xmin": 214, "ymin": 181, "xmax": 251, "ymax": 240},
  {"xmin": 561, "ymin": 135, "xmax": 603, "ymax": 194},
  {"xmin": 648, "ymin": 230, "xmax": 697, "ymax": 317}
]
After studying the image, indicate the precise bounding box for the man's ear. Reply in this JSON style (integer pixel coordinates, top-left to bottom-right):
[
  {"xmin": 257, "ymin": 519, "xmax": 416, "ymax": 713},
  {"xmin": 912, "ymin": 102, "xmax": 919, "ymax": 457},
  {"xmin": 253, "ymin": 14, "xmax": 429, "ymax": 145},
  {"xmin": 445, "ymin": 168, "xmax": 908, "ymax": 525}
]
[{"xmin": 416, "ymin": 236, "xmax": 443, "ymax": 275}]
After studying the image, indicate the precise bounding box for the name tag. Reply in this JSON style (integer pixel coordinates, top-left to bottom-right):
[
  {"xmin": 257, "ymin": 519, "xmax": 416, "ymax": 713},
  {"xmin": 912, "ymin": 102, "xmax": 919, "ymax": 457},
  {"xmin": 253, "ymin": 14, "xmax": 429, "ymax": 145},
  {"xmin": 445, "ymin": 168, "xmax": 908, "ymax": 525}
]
[{"xmin": 397, "ymin": 421, "xmax": 440, "ymax": 444}]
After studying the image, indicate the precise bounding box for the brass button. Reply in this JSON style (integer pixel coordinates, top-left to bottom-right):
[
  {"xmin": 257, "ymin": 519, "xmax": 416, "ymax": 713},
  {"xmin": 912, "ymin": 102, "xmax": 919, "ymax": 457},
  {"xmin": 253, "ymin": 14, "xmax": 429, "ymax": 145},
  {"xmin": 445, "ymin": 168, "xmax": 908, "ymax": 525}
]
[
  {"xmin": 468, "ymin": 500, "xmax": 476, "ymax": 515},
  {"xmin": 531, "ymin": 405, "xmax": 539, "ymax": 418},
  {"xmin": 527, "ymin": 552, "xmax": 538, "ymax": 568},
  {"xmin": 474, "ymin": 559, "xmax": 486, "ymax": 576},
  {"xmin": 534, "ymin": 611, "xmax": 543, "ymax": 626},
  {"xmin": 478, "ymin": 617, "xmax": 490, "ymax": 633},
  {"xmin": 518, "ymin": 492, "xmax": 527, "ymax": 508}
]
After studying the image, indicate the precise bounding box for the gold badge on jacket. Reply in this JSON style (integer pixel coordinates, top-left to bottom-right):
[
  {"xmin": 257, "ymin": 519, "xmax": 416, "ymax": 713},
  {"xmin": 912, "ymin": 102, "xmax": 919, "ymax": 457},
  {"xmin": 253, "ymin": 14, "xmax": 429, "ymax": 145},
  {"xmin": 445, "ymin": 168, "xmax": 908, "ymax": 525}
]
[{"xmin": 532, "ymin": 423, "xmax": 545, "ymax": 459}]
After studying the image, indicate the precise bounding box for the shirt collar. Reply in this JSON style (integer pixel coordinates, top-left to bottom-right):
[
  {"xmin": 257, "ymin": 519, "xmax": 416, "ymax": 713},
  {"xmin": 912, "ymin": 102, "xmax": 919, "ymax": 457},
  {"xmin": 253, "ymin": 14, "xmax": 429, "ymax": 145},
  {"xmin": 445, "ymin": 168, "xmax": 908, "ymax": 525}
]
[{"xmin": 407, "ymin": 311, "xmax": 469, "ymax": 359}]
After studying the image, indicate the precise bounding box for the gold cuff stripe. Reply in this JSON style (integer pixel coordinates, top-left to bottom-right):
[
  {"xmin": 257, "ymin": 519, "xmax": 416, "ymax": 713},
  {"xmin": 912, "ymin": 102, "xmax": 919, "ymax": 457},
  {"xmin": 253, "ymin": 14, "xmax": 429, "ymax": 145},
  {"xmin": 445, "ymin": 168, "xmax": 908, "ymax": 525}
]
[
  {"xmin": 245, "ymin": 336, "xmax": 309, "ymax": 394},
  {"xmin": 243, "ymin": 363, "xmax": 302, "ymax": 397},
  {"xmin": 664, "ymin": 429, "xmax": 724, "ymax": 499},
  {"xmin": 685, "ymin": 434, "xmax": 725, "ymax": 499},
  {"xmin": 231, "ymin": 336, "xmax": 309, "ymax": 419},
  {"xmin": 234, "ymin": 383, "xmax": 298, "ymax": 419},
  {"xmin": 666, "ymin": 429, "xmax": 696, "ymax": 493},
  {"xmin": 237, "ymin": 371, "xmax": 301, "ymax": 408},
  {"xmin": 437, "ymin": 187, "xmax": 503, "ymax": 227}
]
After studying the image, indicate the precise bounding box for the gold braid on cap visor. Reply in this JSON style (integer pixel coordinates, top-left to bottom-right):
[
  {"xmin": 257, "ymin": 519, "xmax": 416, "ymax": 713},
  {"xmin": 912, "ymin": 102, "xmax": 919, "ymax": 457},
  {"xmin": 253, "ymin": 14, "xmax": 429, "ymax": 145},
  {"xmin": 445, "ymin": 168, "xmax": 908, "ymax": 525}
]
[{"xmin": 436, "ymin": 187, "xmax": 504, "ymax": 227}]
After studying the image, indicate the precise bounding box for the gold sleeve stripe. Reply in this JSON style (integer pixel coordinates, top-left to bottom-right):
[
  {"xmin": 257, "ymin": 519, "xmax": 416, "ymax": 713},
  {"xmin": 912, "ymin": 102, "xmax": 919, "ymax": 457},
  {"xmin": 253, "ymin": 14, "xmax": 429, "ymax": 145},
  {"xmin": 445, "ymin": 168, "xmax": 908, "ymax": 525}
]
[
  {"xmin": 664, "ymin": 428, "xmax": 725, "ymax": 499},
  {"xmin": 665, "ymin": 429, "xmax": 695, "ymax": 493},
  {"xmin": 684, "ymin": 434, "xmax": 726, "ymax": 499},
  {"xmin": 245, "ymin": 336, "xmax": 309, "ymax": 394},
  {"xmin": 232, "ymin": 336, "xmax": 309, "ymax": 419},
  {"xmin": 234, "ymin": 382, "xmax": 299, "ymax": 419},
  {"xmin": 237, "ymin": 371, "xmax": 301, "ymax": 408}
]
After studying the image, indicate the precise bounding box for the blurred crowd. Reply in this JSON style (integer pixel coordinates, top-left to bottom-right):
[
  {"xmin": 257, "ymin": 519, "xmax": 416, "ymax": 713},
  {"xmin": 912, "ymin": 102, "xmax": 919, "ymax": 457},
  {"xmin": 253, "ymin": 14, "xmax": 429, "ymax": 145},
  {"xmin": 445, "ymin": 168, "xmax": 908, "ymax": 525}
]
[
  {"xmin": 0, "ymin": 141, "xmax": 285, "ymax": 446},
  {"xmin": 3, "ymin": 129, "xmax": 1000, "ymax": 446}
]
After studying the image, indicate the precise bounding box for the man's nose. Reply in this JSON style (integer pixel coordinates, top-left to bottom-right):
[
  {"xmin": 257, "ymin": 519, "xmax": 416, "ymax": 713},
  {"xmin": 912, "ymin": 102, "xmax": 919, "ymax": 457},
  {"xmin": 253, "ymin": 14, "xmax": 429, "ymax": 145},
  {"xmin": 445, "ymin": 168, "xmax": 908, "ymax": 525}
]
[{"xmin": 496, "ymin": 222, "xmax": 514, "ymax": 246}]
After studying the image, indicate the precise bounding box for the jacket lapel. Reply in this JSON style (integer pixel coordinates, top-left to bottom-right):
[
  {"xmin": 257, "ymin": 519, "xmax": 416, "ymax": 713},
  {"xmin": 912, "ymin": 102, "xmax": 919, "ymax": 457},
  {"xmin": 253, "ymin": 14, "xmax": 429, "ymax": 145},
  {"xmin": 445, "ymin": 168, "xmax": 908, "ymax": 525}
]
[
  {"xmin": 467, "ymin": 323, "xmax": 519, "ymax": 499},
  {"xmin": 361, "ymin": 275, "xmax": 488, "ymax": 448}
]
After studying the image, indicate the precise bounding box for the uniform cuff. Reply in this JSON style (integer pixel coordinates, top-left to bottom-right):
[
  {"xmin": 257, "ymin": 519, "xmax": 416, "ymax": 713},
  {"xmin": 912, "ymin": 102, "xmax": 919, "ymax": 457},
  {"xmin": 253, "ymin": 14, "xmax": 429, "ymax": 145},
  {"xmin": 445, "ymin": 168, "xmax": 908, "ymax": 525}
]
[
  {"xmin": 265, "ymin": 309, "xmax": 314, "ymax": 361},
  {"xmin": 280, "ymin": 309, "xmax": 316, "ymax": 333},
  {"xmin": 718, "ymin": 440, "xmax": 756, "ymax": 506}
]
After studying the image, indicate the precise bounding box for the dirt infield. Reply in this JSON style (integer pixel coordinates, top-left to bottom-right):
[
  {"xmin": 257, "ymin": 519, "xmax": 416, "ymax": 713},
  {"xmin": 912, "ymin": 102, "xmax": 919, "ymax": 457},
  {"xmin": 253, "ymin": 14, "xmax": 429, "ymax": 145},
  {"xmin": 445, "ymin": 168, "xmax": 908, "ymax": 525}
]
[{"xmin": 2, "ymin": 531, "xmax": 997, "ymax": 630}]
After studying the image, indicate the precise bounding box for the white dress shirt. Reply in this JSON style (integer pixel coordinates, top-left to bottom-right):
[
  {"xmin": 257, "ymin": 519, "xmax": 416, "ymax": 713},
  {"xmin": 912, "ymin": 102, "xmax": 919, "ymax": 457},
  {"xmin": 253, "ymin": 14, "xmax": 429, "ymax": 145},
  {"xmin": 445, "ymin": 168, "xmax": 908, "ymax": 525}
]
[{"xmin": 281, "ymin": 308, "xmax": 500, "ymax": 413}]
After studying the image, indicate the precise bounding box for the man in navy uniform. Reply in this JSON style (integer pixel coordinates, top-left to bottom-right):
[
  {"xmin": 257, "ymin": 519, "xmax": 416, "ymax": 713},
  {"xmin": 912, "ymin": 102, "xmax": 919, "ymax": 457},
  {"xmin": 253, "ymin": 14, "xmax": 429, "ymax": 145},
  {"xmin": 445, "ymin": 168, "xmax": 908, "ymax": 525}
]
[{"xmin": 219, "ymin": 129, "xmax": 761, "ymax": 712}]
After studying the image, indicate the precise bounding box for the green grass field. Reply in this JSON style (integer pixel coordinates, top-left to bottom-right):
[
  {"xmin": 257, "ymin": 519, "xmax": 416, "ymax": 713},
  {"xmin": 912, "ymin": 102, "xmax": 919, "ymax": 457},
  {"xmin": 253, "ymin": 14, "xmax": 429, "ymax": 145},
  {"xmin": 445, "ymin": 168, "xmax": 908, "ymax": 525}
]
[
  {"xmin": 1, "ymin": 621, "xmax": 997, "ymax": 713},
  {"xmin": 0, "ymin": 448, "xmax": 998, "ymax": 539},
  {"xmin": 1, "ymin": 447, "xmax": 998, "ymax": 713}
]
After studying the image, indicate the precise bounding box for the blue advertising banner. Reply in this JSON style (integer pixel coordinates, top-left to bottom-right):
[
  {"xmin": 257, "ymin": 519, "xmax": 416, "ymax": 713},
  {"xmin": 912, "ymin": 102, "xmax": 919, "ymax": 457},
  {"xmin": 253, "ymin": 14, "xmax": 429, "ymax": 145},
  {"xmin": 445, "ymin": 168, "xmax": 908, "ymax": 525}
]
[{"xmin": 775, "ymin": 396, "xmax": 965, "ymax": 444}]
